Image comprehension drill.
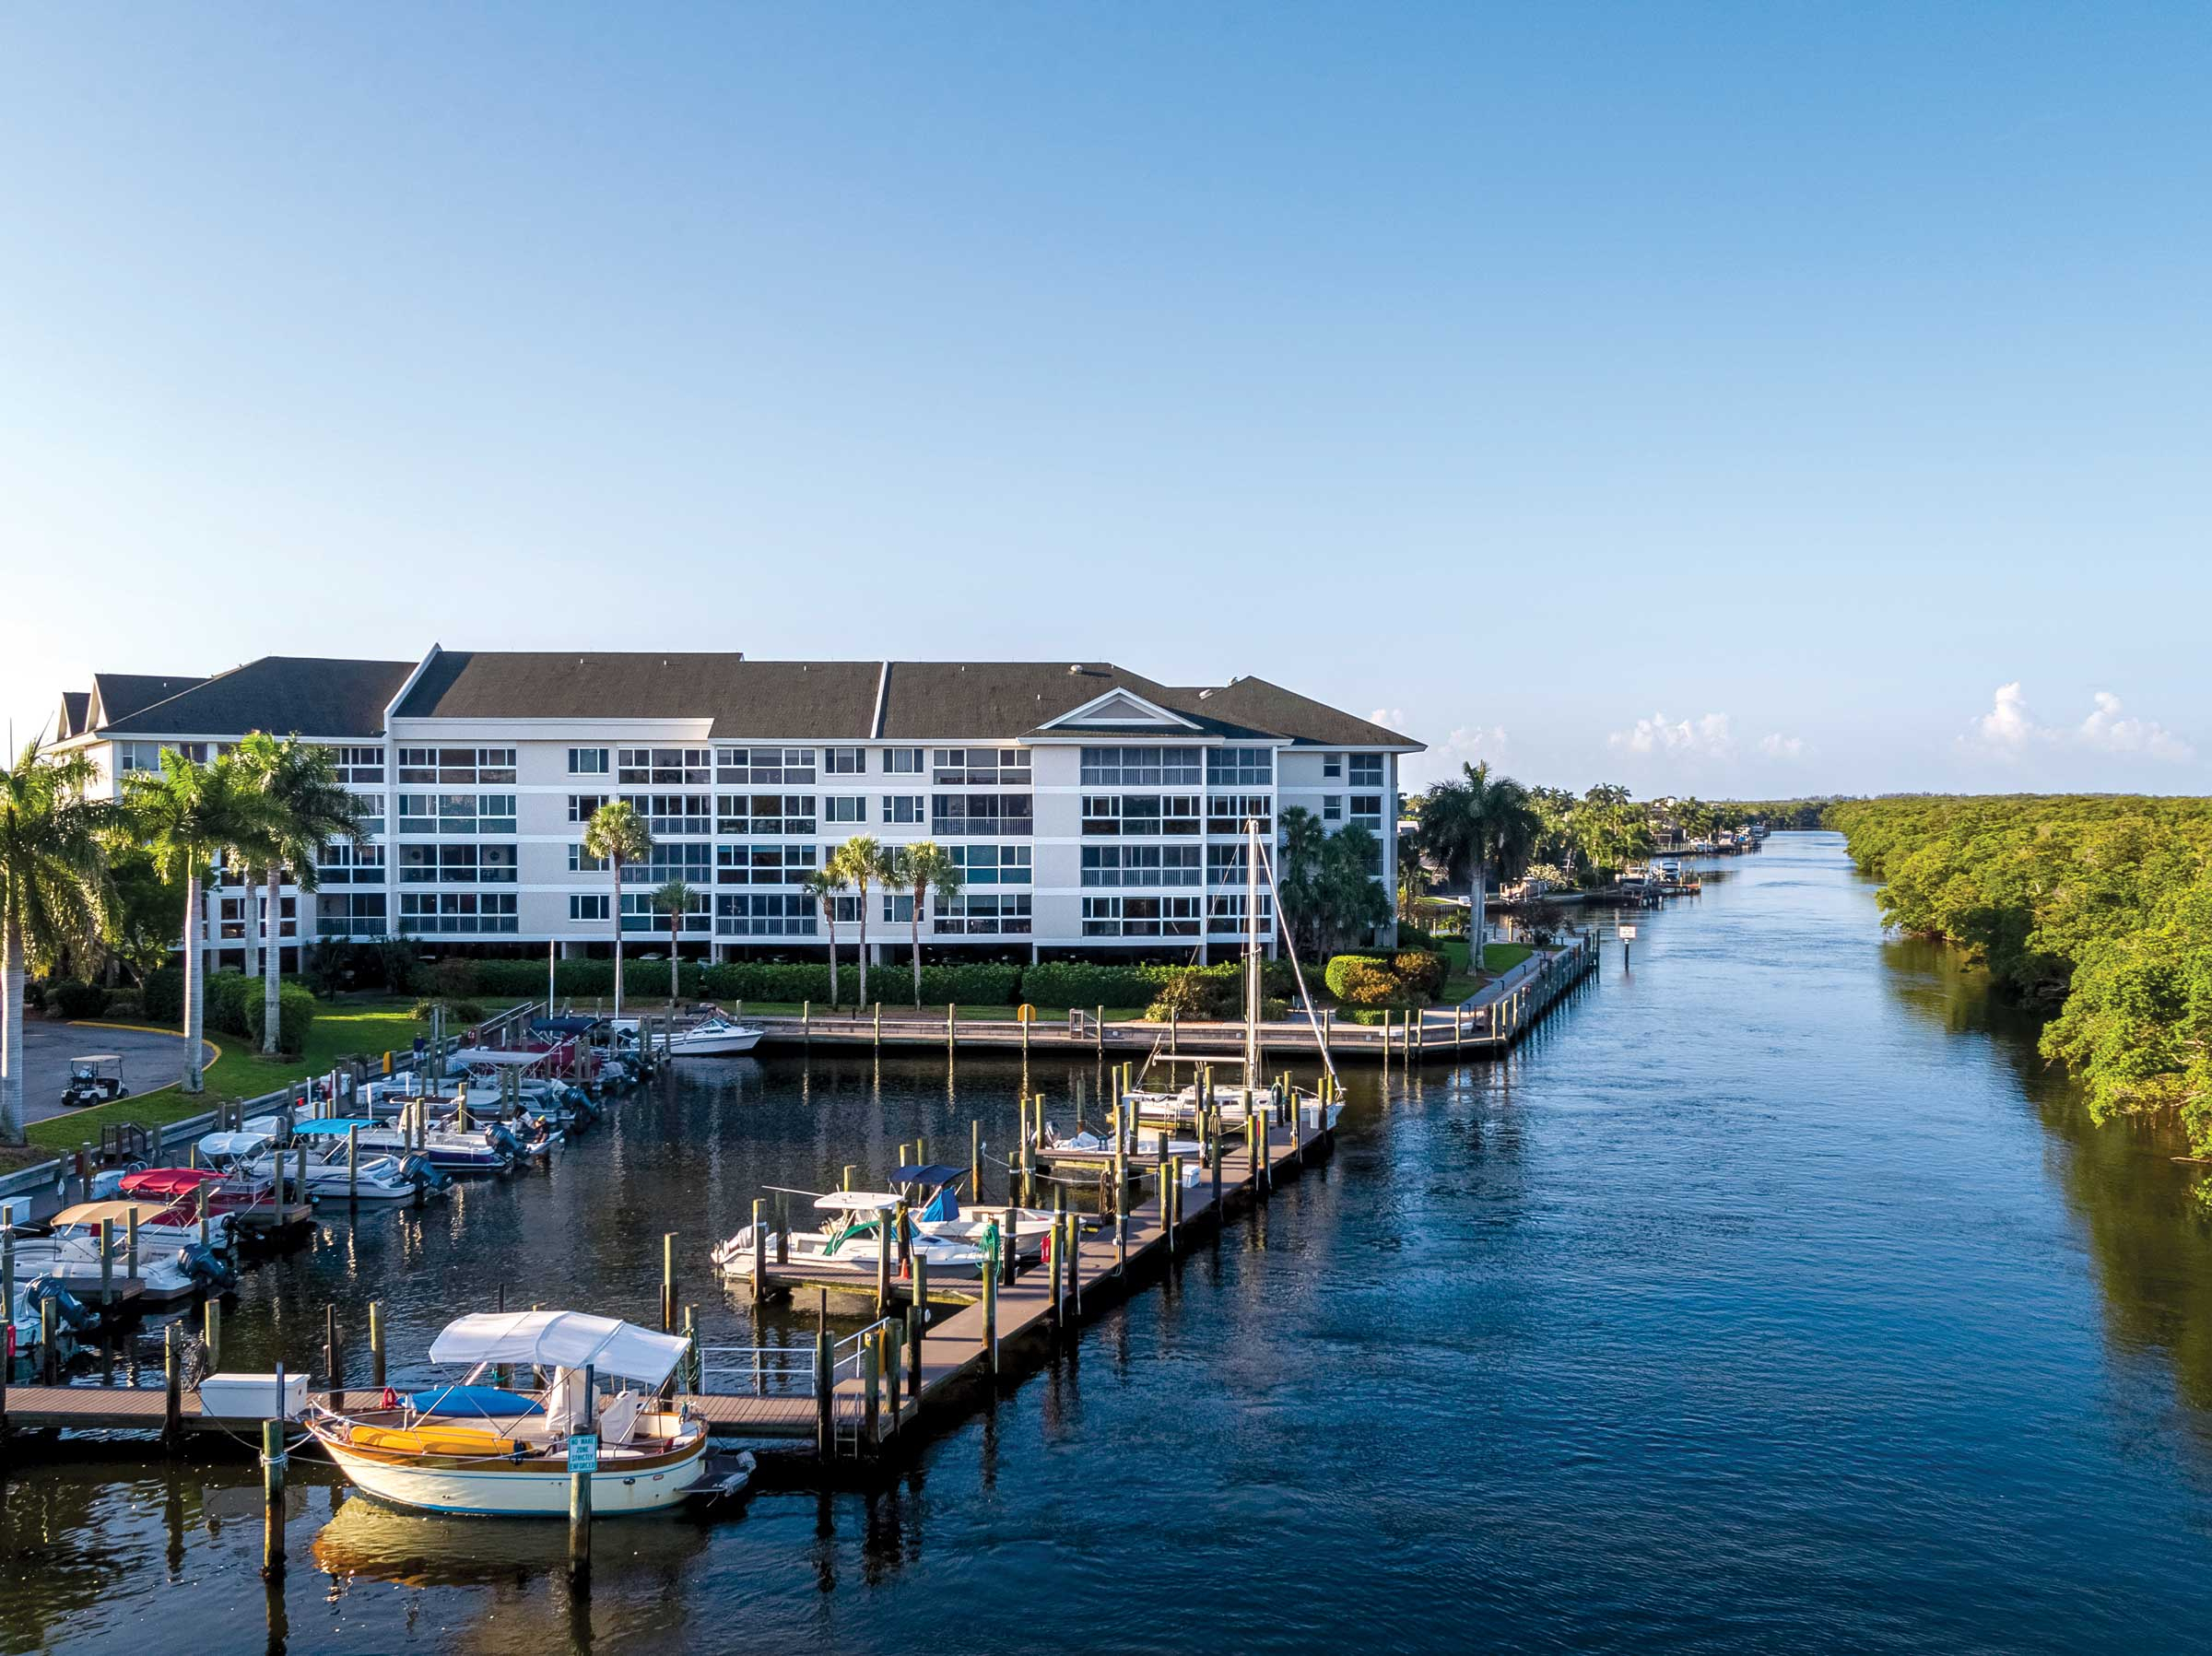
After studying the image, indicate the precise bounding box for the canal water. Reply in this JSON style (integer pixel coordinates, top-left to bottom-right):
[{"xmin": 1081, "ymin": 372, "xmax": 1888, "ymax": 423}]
[{"xmin": 9, "ymin": 831, "xmax": 2212, "ymax": 1653}]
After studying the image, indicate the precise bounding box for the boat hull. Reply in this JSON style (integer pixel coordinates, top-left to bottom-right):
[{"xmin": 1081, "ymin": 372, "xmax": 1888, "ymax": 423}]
[{"xmin": 322, "ymin": 1436, "xmax": 709, "ymax": 1517}]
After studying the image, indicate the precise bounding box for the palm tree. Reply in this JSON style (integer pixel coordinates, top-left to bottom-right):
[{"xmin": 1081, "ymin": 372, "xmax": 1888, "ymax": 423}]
[
  {"xmin": 1, "ymin": 743, "xmax": 114, "ymax": 1144},
  {"xmin": 650, "ymin": 878, "xmax": 696, "ymax": 1004},
  {"xmin": 1274, "ymin": 805, "xmax": 1327, "ymax": 955},
  {"xmin": 831, "ymin": 837, "xmax": 891, "ymax": 1009},
  {"xmin": 803, "ymin": 866, "xmax": 845, "ymax": 1008},
  {"xmin": 1418, "ymin": 762, "xmax": 1540, "ymax": 972},
  {"xmin": 582, "ymin": 801, "xmax": 653, "ymax": 1020},
  {"xmin": 235, "ymin": 733, "xmax": 366, "ymax": 1053},
  {"xmin": 124, "ymin": 748, "xmax": 268, "ymax": 1092},
  {"xmin": 891, "ymin": 840, "xmax": 963, "ymax": 1006}
]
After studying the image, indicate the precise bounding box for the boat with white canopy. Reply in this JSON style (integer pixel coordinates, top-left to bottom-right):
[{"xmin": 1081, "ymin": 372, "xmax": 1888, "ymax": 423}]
[
  {"xmin": 306, "ymin": 1310, "xmax": 725, "ymax": 1517},
  {"xmin": 711, "ymin": 1191, "xmax": 988, "ymax": 1282}
]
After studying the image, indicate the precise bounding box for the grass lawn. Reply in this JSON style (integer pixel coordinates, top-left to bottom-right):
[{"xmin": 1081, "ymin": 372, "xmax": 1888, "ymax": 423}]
[
  {"xmin": 1434, "ymin": 938, "xmax": 1537, "ymax": 1005},
  {"xmin": 25, "ymin": 996, "xmax": 477, "ymax": 1153}
]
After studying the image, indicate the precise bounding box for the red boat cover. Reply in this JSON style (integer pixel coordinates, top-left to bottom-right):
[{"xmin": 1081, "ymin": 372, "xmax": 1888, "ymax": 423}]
[{"xmin": 118, "ymin": 1168, "xmax": 223, "ymax": 1198}]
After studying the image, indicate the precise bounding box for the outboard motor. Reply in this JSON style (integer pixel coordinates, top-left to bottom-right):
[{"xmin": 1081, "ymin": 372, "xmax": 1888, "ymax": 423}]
[
  {"xmin": 177, "ymin": 1242, "xmax": 238, "ymax": 1293},
  {"xmin": 399, "ymin": 1152, "xmax": 450, "ymax": 1193},
  {"xmin": 22, "ymin": 1275, "xmax": 96, "ymax": 1332},
  {"xmin": 485, "ymin": 1123, "xmax": 522, "ymax": 1171}
]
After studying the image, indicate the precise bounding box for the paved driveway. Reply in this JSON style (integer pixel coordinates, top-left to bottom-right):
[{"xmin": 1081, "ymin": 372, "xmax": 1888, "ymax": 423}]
[{"xmin": 12, "ymin": 1018, "xmax": 215, "ymax": 1123}]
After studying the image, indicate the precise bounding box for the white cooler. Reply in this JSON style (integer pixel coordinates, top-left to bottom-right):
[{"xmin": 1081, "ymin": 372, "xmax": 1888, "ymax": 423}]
[{"xmin": 199, "ymin": 1372, "xmax": 309, "ymax": 1421}]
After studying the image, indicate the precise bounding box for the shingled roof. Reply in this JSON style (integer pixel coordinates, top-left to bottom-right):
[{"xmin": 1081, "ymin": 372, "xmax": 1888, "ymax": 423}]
[
  {"xmin": 99, "ymin": 657, "xmax": 416, "ymax": 738},
  {"xmin": 72, "ymin": 652, "xmax": 1420, "ymax": 748},
  {"xmin": 396, "ymin": 652, "xmax": 883, "ymax": 737},
  {"xmin": 88, "ymin": 673, "xmax": 208, "ymax": 731}
]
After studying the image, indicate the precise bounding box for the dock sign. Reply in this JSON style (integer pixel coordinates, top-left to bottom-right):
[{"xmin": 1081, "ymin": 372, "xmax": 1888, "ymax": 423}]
[
  {"xmin": 568, "ymin": 1433, "xmax": 599, "ymax": 1474},
  {"xmin": 1618, "ymin": 925, "xmax": 1639, "ymax": 940}
]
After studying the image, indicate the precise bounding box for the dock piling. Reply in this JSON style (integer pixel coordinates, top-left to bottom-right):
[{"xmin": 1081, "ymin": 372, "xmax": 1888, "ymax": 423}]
[
  {"xmin": 40, "ymin": 1297, "xmax": 56, "ymax": 1383},
  {"xmin": 662, "ymin": 1232, "xmax": 677, "ymax": 1333},
  {"xmin": 750, "ymin": 1198, "xmax": 765, "ymax": 1304},
  {"xmin": 125, "ymin": 1209, "xmax": 139, "ymax": 1285},
  {"xmin": 164, "ymin": 1323, "xmax": 182, "ymax": 1450},
  {"xmin": 369, "ymin": 1301, "xmax": 384, "ymax": 1388},
  {"xmin": 204, "ymin": 1298, "xmax": 221, "ymax": 1374},
  {"xmin": 347, "ymin": 1123, "xmax": 359, "ymax": 1204},
  {"xmin": 324, "ymin": 1304, "xmax": 339, "ymax": 1389},
  {"xmin": 905, "ymin": 1299, "xmax": 923, "ymax": 1400},
  {"xmin": 982, "ymin": 1227, "xmax": 999, "ymax": 1374},
  {"xmin": 99, "ymin": 1218, "xmax": 113, "ymax": 1308},
  {"xmin": 262, "ymin": 1416, "xmax": 287, "ymax": 1578}
]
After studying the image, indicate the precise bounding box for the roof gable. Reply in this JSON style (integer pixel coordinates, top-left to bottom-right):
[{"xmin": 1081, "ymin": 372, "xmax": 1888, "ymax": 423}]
[
  {"xmin": 1035, "ymin": 688, "xmax": 1201, "ymax": 733},
  {"xmin": 100, "ymin": 657, "xmax": 416, "ymax": 738}
]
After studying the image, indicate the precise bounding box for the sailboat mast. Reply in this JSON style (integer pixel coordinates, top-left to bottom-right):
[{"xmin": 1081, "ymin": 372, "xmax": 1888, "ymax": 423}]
[{"xmin": 1245, "ymin": 815, "xmax": 1262, "ymax": 1082}]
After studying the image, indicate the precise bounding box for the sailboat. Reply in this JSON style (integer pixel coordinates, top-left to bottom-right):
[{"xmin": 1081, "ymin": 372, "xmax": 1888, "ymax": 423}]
[
  {"xmin": 306, "ymin": 1310, "xmax": 726, "ymax": 1517},
  {"xmin": 1103, "ymin": 817, "xmax": 1344, "ymax": 1145}
]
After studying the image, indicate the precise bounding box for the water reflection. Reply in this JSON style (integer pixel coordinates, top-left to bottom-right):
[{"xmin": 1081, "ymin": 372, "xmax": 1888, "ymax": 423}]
[{"xmin": 12, "ymin": 835, "xmax": 2212, "ymax": 1653}]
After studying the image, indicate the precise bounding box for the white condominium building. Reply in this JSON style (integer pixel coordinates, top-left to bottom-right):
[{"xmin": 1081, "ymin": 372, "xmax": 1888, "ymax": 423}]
[{"xmin": 54, "ymin": 651, "xmax": 1421, "ymax": 965}]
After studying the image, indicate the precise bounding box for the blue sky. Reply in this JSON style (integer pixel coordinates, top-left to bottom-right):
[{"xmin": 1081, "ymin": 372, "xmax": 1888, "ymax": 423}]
[{"xmin": 3, "ymin": 5, "xmax": 2206, "ymax": 796}]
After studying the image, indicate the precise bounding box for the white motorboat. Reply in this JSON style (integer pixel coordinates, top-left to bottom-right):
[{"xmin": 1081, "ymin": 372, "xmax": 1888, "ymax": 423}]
[
  {"xmin": 3, "ymin": 1228, "xmax": 226, "ymax": 1302},
  {"xmin": 711, "ymin": 1192, "xmax": 987, "ymax": 1282},
  {"xmin": 208, "ymin": 1124, "xmax": 444, "ymax": 1203},
  {"xmin": 306, "ymin": 1310, "xmax": 725, "ymax": 1518},
  {"xmin": 613, "ymin": 1015, "xmax": 763, "ymax": 1058}
]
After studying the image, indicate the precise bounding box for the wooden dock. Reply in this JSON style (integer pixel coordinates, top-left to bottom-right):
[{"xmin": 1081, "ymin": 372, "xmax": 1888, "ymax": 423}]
[{"xmin": 747, "ymin": 932, "xmax": 1598, "ymax": 1066}]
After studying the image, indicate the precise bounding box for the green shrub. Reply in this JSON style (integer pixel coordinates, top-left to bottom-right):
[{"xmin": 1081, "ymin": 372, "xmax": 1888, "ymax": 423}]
[
  {"xmin": 1333, "ymin": 959, "xmax": 1401, "ymax": 1006},
  {"xmin": 142, "ymin": 968, "xmax": 184, "ymax": 1024},
  {"xmin": 44, "ymin": 980, "xmax": 111, "ymax": 1019},
  {"xmin": 1392, "ymin": 951, "xmax": 1445, "ymax": 997},
  {"xmin": 246, "ymin": 982, "xmax": 317, "ymax": 1056},
  {"xmin": 203, "ymin": 971, "xmax": 255, "ymax": 1038},
  {"xmin": 105, "ymin": 996, "xmax": 141, "ymax": 1020},
  {"xmin": 432, "ymin": 959, "xmax": 481, "ymax": 998},
  {"xmin": 1323, "ymin": 954, "xmax": 1388, "ymax": 1000},
  {"xmin": 1145, "ymin": 974, "xmax": 1231, "ymax": 1021}
]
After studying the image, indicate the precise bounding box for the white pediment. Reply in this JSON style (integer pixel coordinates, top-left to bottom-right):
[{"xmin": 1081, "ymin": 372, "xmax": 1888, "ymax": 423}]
[{"xmin": 1040, "ymin": 688, "xmax": 1200, "ymax": 731}]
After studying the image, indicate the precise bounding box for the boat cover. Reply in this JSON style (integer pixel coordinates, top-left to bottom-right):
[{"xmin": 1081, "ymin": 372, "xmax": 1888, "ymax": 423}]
[
  {"xmin": 447, "ymin": 1049, "xmax": 542, "ymax": 1067},
  {"xmin": 409, "ymin": 1384, "xmax": 540, "ymax": 1418},
  {"xmin": 893, "ymin": 1164, "xmax": 965, "ymax": 1187},
  {"xmin": 428, "ymin": 1310, "xmax": 689, "ymax": 1387},
  {"xmin": 532, "ymin": 1016, "xmax": 600, "ymax": 1037},
  {"xmin": 53, "ymin": 1199, "xmax": 194, "ymax": 1228},
  {"xmin": 196, "ymin": 1132, "xmax": 275, "ymax": 1159},
  {"xmin": 814, "ymin": 1191, "xmax": 900, "ymax": 1213},
  {"xmin": 118, "ymin": 1168, "xmax": 223, "ymax": 1196},
  {"xmin": 291, "ymin": 1118, "xmax": 381, "ymax": 1136}
]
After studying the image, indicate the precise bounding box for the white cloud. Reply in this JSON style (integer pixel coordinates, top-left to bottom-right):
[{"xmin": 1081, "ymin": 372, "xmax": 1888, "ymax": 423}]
[
  {"xmin": 1967, "ymin": 681, "xmax": 2046, "ymax": 753},
  {"xmin": 2077, "ymin": 690, "xmax": 2194, "ymax": 761},
  {"xmin": 1393, "ymin": 714, "xmax": 1509, "ymax": 788},
  {"xmin": 1962, "ymin": 682, "xmax": 2194, "ymax": 764},
  {"xmin": 1608, "ymin": 711, "xmax": 1735, "ymax": 758},
  {"xmin": 1759, "ymin": 733, "xmax": 1807, "ymax": 760}
]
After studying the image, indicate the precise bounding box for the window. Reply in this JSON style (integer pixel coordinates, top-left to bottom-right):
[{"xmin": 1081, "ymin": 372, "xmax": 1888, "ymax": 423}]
[
  {"xmin": 621, "ymin": 793, "xmax": 711, "ymax": 836},
  {"xmin": 1349, "ymin": 754, "xmax": 1383, "ymax": 787},
  {"xmin": 1350, "ymin": 795, "xmax": 1383, "ymax": 829},
  {"xmin": 570, "ymin": 844, "xmax": 609, "ymax": 873},
  {"xmin": 115, "ymin": 742, "xmax": 160, "ymax": 774},
  {"xmin": 932, "ymin": 747, "xmax": 1032, "ymax": 785},
  {"xmin": 715, "ymin": 794, "xmax": 817, "ymax": 836},
  {"xmin": 716, "ymin": 844, "xmax": 817, "ymax": 885},
  {"xmin": 833, "ymin": 894, "xmax": 865, "ymax": 925},
  {"xmin": 398, "ymin": 843, "xmax": 516, "ymax": 884},
  {"xmin": 715, "ymin": 893, "xmax": 816, "ymax": 936},
  {"xmin": 715, "ymin": 747, "xmax": 817, "ymax": 784},
  {"xmin": 824, "ymin": 747, "xmax": 866, "ymax": 776},
  {"xmin": 1078, "ymin": 746, "xmax": 1200, "ymax": 786},
  {"xmin": 349, "ymin": 793, "xmax": 384, "ymax": 837},
  {"xmin": 1322, "ymin": 754, "xmax": 1343, "ymax": 781},
  {"xmin": 622, "ymin": 890, "xmax": 709, "ymax": 933},
  {"xmin": 932, "ymin": 794, "xmax": 1033, "ymax": 838},
  {"xmin": 333, "ymin": 746, "xmax": 384, "ymax": 784},
  {"xmin": 318, "ymin": 842, "xmax": 384, "ymax": 884},
  {"xmin": 316, "ymin": 894, "xmax": 386, "ymax": 936},
  {"xmin": 617, "ymin": 747, "xmax": 711, "ymax": 785},
  {"xmin": 1081, "ymin": 795, "xmax": 1198, "ymax": 836},
  {"xmin": 398, "ymin": 892, "xmax": 517, "ymax": 934},
  {"xmin": 883, "ymin": 794, "xmax": 924, "ymax": 825},
  {"xmin": 947, "ymin": 844, "xmax": 1030, "ymax": 886},
  {"xmin": 628, "ymin": 843, "xmax": 713, "ymax": 885},
  {"xmin": 1081, "ymin": 845, "xmax": 1200, "ymax": 887},
  {"xmin": 1206, "ymin": 892, "xmax": 1276, "ymax": 934},
  {"xmin": 569, "ymin": 747, "xmax": 609, "ymax": 775},
  {"xmin": 570, "ymin": 894, "xmax": 610, "ymax": 922},
  {"xmin": 1080, "ymin": 895, "xmax": 1201, "ymax": 937},
  {"xmin": 1323, "ymin": 796, "xmax": 1343, "ymax": 823},
  {"xmin": 1207, "ymin": 746, "xmax": 1273, "ymax": 786},
  {"xmin": 936, "ymin": 892, "xmax": 1031, "ymax": 934},
  {"xmin": 397, "ymin": 747, "xmax": 515, "ymax": 785},
  {"xmin": 883, "ymin": 893, "xmax": 914, "ymax": 923},
  {"xmin": 397, "ymin": 793, "xmax": 514, "ymax": 835},
  {"xmin": 1207, "ymin": 843, "xmax": 1254, "ymax": 885},
  {"xmin": 824, "ymin": 796, "xmax": 867, "ymax": 824},
  {"xmin": 567, "ymin": 793, "xmax": 609, "ymax": 823},
  {"xmin": 884, "ymin": 747, "xmax": 924, "ymax": 774},
  {"xmin": 1207, "ymin": 795, "xmax": 1272, "ymax": 837}
]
